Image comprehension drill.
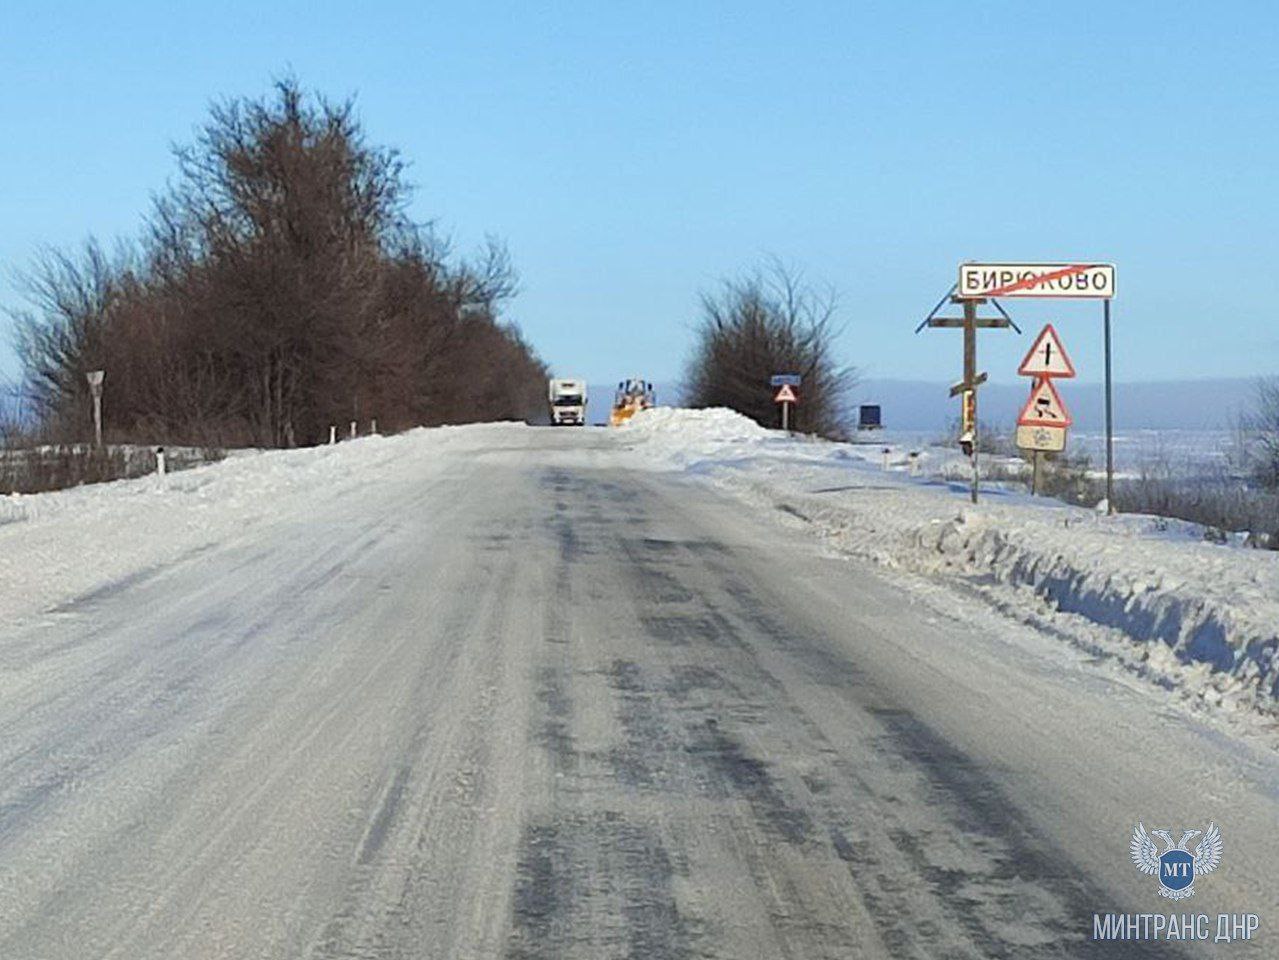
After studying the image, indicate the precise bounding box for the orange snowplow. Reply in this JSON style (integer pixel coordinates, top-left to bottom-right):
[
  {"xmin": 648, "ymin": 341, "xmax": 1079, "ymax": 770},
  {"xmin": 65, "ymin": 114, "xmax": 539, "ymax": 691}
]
[{"xmin": 609, "ymin": 377, "xmax": 656, "ymax": 426}]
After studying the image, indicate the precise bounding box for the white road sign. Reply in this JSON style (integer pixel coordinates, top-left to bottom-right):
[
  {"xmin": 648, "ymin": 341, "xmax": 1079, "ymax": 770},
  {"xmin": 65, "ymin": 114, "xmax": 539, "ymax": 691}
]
[
  {"xmin": 1016, "ymin": 423, "xmax": 1067, "ymax": 453},
  {"xmin": 1018, "ymin": 378, "xmax": 1072, "ymax": 428},
  {"xmin": 1018, "ymin": 324, "xmax": 1075, "ymax": 378},
  {"xmin": 959, "ymin": 262, "xmax": 1115, "ymax": 300},
  {"xmin": 773, "ymin": 384, "xmax": 798, "ymax": 404}
]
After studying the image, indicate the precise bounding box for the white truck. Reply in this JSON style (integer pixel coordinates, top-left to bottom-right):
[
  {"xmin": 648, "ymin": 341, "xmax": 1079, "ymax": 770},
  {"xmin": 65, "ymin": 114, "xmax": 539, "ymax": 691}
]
[{"xmin": 547, "ymin": 378, "xmax": 588, "ymax": 426}]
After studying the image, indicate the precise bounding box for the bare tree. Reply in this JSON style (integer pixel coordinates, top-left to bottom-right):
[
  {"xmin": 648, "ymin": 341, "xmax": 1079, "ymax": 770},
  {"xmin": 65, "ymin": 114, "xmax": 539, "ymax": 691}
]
[
  {"xmin": 684, "ymin": 260, "xmax": 856, "ymax": 436},
  {"xmin": 1240, "ymin": 376, "xmax": 1279, "ymax": 491}
]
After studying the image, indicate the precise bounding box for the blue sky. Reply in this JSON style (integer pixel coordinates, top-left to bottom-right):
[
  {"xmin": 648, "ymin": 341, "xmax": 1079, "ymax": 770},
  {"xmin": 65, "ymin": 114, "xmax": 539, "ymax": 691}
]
[{"xmin": 2, "ymin": 1, "xmax": 1277, "ymax": 393}]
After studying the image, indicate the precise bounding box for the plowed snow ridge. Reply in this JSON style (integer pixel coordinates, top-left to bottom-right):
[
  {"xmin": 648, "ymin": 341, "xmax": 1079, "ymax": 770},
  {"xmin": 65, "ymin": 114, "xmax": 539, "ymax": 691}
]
[{"xmin": 620, "ymin": 407, "xmax": 1279, "ymax": 711}]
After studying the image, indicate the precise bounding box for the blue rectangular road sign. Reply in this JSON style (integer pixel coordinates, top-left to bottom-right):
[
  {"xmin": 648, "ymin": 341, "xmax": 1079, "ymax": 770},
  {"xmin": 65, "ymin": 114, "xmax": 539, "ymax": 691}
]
[{"xmin": 769, "ymin": 374, "xmax": 802, "ymax": 386}]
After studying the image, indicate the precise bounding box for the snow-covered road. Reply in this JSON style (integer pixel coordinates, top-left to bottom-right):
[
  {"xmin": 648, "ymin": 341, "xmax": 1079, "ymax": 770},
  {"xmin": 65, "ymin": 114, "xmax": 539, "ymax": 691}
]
[{"xmin": 1, "ymin": 424, "xmax": 1275, "ymax": 957}]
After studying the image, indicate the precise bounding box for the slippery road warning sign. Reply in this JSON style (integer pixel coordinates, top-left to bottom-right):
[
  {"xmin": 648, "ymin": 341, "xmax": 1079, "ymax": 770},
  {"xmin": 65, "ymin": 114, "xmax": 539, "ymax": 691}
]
[
  {"xmin": 1018, "ymin": 378, "xmax": 1072, "ymax": 428},
  {"xmin": 773, "ymin": 383, "xmax": 798, "ymax": 404},
  {"xmin": 1018, "ymin": 324, "xmax": 1076, "ymax": 379},
  {"xmin": 959, "ymin": 263, "xmax": 1115, "ymax": 300}
]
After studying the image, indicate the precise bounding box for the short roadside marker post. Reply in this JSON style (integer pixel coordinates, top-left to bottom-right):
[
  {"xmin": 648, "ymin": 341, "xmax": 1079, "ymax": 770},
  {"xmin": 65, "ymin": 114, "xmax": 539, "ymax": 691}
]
[
  {"xmin": 85, "ymin": 370, "xmax": 105, "ymax": 450},
  {"xmin": 349, "ymin": 420, "xmax": 357, "ymax": 439},
  {"xmin": 155, "ymin": 446, "xmax": 166, "ymax": 478},
  {"xmin": 329, "ymin": 425, "xmax": 337, "ymax": 445}
]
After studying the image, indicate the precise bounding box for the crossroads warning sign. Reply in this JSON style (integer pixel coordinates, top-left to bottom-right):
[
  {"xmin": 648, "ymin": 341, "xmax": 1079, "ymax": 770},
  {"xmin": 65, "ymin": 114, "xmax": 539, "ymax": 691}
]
[
  {"xmin": 1018, "ymin": 378, "xmax": 1072, "ymax": 428},
  {"xmin": 1018, "ymin": 324, "xmax": 1076, "ymax": 379},
  {"xmin": 959, "ymin": 263, "xmax": 1115, "ymax": 300}
]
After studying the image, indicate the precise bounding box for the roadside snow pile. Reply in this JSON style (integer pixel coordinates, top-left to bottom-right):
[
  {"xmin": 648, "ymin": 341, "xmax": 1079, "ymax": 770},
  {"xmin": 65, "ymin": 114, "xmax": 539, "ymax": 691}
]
[
  {"xmin": 621, "ymin": 408, "xmax": 1279, "ymax": 711},
  {"xmin": 623, "ymin": 407, "xmax": 768, "ymax": 449},
  {"xmin": 624, "ymin": 406, "xmax": 769, "ymax": 440},
  {"xmin": 621, "ymin": 406, "xmax": 813, "ymax": 470},
  {"xmin": 0, "ymin": 424, "xmax": 517, "ymax": 625}
]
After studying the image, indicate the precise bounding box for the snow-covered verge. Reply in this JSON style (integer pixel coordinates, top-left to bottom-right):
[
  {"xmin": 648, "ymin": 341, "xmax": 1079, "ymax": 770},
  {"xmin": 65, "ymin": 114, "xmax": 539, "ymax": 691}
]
[
  {"xmin": 620, "ymin": 407, "xmax": 1279, "ymax": 714},
  {"xmin": 0, "ymin": 425, "xmax": 514, "ymax": 626}
]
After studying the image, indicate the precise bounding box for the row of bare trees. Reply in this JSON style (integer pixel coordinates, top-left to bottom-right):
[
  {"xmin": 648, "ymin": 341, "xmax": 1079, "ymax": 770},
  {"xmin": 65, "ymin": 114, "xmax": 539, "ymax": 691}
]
[{"xmin": 11, "ymin": 80, "xmax": 547, "ymax": 448}]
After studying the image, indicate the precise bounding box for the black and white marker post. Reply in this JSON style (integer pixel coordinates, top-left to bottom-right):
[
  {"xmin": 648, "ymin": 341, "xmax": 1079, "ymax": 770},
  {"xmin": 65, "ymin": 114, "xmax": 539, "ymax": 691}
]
[{"xmin": 86, "ymin": 369, "xmax": 104, "ymax": 450}]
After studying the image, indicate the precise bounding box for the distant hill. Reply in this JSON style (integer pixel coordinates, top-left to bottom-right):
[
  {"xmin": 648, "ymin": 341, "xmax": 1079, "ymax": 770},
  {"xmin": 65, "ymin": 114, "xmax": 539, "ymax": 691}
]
[
  {"xmin": 849, "ymin": 378, "xmax": 1259, "ymax": 433},
  {"xmin": 583, "ymin": 378, "xmax": 1260, "ymax": 432}
]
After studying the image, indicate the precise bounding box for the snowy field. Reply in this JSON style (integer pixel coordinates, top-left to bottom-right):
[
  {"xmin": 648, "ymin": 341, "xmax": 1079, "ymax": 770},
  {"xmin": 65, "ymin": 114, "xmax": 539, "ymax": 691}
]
[{"xmin": 844, "ymin": 428, "xmax": 1238, "ymax": 480}]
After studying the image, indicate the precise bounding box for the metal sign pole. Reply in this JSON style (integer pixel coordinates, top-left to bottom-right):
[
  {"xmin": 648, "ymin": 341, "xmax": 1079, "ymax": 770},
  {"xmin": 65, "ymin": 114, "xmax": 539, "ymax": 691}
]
[
  {"xmin": 782, "ymin": 401, "xmax": 790, "ymax": 432},
  {"xmin": 1103, "ymin": 299, "xmax": 1115, "ymax": 515}
]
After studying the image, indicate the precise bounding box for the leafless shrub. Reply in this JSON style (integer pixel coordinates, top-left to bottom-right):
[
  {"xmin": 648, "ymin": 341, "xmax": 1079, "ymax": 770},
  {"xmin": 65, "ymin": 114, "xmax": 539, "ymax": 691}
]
[
  {"xmin": 937, "ymin": 418, "xmax": 1009, "ymax": 456},
  {"xmin": 1114, "ymin": 456, "xmax": 1278, "ymax": 548},
  {"xmin": 684, "ymin": 260, "xmax": 856, "ymax": 437},
  {"xmin": 0, "ymin": 446, "xmax": 134, "ymax": 495},
  {"xmin": 1034, "ymin": 453, "xmax": 1102, "ymax": 506}
]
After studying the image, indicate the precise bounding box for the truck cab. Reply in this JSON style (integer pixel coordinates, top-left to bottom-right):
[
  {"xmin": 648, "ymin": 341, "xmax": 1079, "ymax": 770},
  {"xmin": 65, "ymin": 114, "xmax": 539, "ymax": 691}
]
[{"xmin": 548, "ymin": 379, "xmax": 587, "ymax": 425}]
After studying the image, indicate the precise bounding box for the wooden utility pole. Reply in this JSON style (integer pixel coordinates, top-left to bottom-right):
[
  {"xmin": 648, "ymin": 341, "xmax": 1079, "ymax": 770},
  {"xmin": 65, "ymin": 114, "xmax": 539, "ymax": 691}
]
[{"xmin": 922, "ymin": 295, "xmax": 1013, "ymax": 504}]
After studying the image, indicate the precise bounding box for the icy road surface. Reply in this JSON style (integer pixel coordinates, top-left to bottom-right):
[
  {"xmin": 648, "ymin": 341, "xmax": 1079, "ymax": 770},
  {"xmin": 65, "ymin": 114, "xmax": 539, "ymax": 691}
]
[{"xmin": 0, "ymin": 425, "xmax": 1275, "ymax": 958}]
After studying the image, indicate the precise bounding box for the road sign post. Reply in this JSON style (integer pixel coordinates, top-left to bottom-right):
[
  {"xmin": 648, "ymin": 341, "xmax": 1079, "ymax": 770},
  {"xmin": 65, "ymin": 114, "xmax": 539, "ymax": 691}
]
[
  {"xmin": 1104, "ymin": 299, "xmax": 1114, "ymax": 512},
  {"xmin": 959, "ymin": 262, "xmax": 1117, "ymax": 514},
  {"xmin": 1016, "ymin": 323, "xmax": 1075, "ymax": 497},
  {"xmin": 773, "ymin": 382, "xmax": 799, "ymax": 431}
]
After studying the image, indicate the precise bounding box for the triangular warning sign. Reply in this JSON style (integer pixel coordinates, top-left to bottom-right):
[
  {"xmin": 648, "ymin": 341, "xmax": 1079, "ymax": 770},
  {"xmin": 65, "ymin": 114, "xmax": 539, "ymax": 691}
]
[
  {"xmin": 1018, "ymin": 377, "xmax": 1072, "ymax": 427},
  {"xmin": 1018, "ymin": 324, "xmax": 1075, "ymax": 378},
  {"xmin": 773, "ymin": 384, "xmax": 798, "ymax": 404}
]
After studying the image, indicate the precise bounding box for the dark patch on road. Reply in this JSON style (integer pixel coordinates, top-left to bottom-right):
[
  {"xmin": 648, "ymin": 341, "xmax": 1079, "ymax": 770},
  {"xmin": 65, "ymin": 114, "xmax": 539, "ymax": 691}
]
[
  {"xmin": 357, "ymin": 766, "xmax": 411, "ymax": 865},
  {"xmin": 537, "ymin": 666, "xmax": 576, "ymax": 776},
  {"xmin": 852, "ymin": 707, "xmax": 1190, "ymax": 959},
  {"xmin": 663, "ymin": 664, "xmax": 727, "ymax": 696},
  {"xmin": 719, "ymin": 579, "xmax": 865, "ymax": 689},
  {"xmin": 507, "ymin": 813, "xmax": 691, "ymax": 960},
  {"xmin": 47, "ymin": 541, "xmax": 217, "ymax": 614},
  {"xmin": 607, "ymin": 659, "xmax": 676, "ymax": 790},
  {"xmin": 638, "ymin": 613, "xmax": 738, "ymax": 648},
  {"xmin": 776, "ymin": 503, "xmax": 813, "ymax": 523},
  {"xmin": 685, "ymin": 719, "xmax": 814, "ymax": 845}
]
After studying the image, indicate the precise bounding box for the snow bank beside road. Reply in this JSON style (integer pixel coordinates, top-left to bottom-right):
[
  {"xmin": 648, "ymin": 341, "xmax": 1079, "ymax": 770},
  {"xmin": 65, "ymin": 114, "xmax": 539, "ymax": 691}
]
[
  {"xmin": 0, "ymin": 425, "xmax": 513, "ymax": 626},
  {"xmin": 622, "ymin": 408, "xmax": 1279, "ymax": 711}
]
